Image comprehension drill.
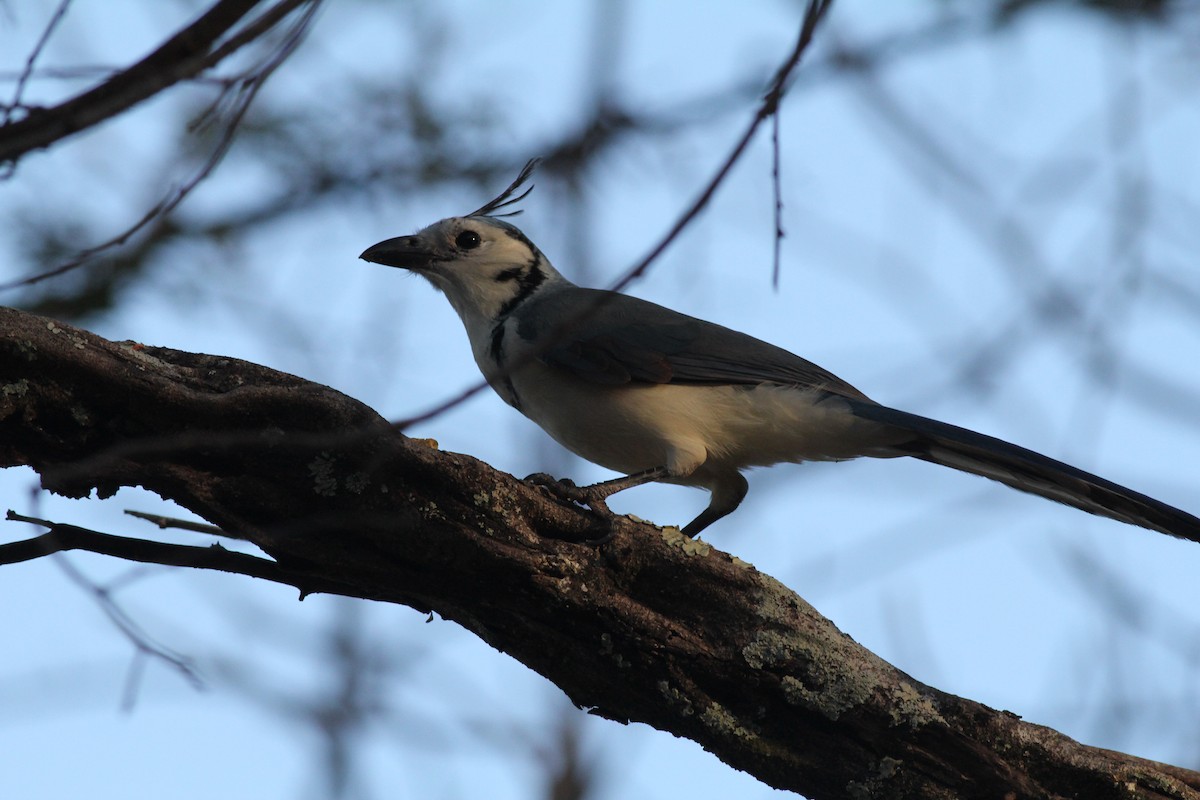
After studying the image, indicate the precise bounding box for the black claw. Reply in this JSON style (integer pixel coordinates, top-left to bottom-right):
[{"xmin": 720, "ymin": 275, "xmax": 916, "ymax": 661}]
[
  {"xmin": 523, "ymin": 473, "xmax": 622, "ymax": 544},
  {"xmin": 525, "ymin": 473, "xmax": 590, "ymax": 505},
  {"xmin": 525, "ymin": 473, "xmax": 578, "ymax": 493}
]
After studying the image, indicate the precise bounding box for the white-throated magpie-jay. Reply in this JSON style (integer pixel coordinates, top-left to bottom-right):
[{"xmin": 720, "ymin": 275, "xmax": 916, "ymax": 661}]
[{"xmin": 361, "ymin": 172, "xmax": 1199, "ymax": 543}]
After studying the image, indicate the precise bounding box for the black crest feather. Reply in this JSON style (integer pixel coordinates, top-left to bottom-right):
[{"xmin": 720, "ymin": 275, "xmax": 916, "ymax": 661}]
[{"xmin": 468, "ymin": 158, "xmax": 540, "ymax": 218}]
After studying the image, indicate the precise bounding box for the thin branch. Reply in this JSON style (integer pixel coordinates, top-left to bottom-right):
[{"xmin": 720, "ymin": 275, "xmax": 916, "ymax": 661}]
[
  {"xmin": 120, "ymin": 649, "xmax": 150, "ymax": 712},
  {"xmin": 0, "ymin": 0, "xmax": 321, "ymax": 294},
  {"xmin": 3, "ymin": 512, "xmax": 205, "ymax": 699},
  {"xmin": 827, "ymin": 29, "xmax": 1123, "ymax": 405},
  {"xmin": 609, "ymin": 0, "xmax": 832, "ymax": 294},
  {"xmin": 124, "ymin": 509, "xmax": 228, "ymax": 536},
  {"xmin": 0, "ymin": 0, "xmax": 73, "ymax": 127},
  {"xmin": 1058, "ymin": 542, "xmax": 1200, "ymax": 665},
  {"xmin": 0, "ymin": 0, "xmax": 309, "ymax": 166},
  {"xmin": 394, "ymin": 0, "xmax": 835, "ymax": 430},
  {"xmin": 201, "ymin": 0, "xmax": 318, "ymax": 80},
  {"xmin": 0, "ymin": 65, "xmax": 121, "ymax": 83},
  {"xmin": 771, "ymin": 107, "xmax": 785, "ymax": 289},
  {"xmin": 2, "ymin": 511, "xmax": 343, "ymax": 598},
  {"xmin": 47, "ymin": 545, "xmax": 204, "ymax": 700},
  {"xmin": 9, "ymin": 5, "xmax": 1004, "ymax": 322}
]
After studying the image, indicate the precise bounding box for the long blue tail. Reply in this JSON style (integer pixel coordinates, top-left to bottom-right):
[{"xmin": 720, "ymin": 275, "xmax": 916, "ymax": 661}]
[{"xmin": 848, "ymin": 400, "xmax": 1200, "ymax": 543}]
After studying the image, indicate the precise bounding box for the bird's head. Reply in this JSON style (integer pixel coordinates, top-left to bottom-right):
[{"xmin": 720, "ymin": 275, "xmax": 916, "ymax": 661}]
[{"xmin": 361, "ymin": 215, "xmax": 564, "ymax": 325}]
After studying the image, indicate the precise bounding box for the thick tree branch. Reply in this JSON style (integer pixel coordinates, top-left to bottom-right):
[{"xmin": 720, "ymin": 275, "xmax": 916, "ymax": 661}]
[
  {"xmin": 1, "ymin": 304, "xmax": 1198, "ymax": 799},
  {"xmin": 0, "ymin": 0, "xmax": 314, "ymax": 166}
]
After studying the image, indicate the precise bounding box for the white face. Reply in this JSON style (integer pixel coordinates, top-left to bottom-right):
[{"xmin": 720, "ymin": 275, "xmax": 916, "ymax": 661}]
[{"xmin": 362, "ymin": 216, "xmax": 558, "ymax": 326}]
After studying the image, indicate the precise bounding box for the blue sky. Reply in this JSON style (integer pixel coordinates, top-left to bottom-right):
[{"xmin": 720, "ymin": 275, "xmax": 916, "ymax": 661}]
[{"xmin": 2, "ymin": 2, "xmax": 1199, "ymax": 798}]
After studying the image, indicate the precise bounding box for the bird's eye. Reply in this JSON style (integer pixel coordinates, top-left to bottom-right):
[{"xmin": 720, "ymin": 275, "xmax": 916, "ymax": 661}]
[{"xmin": 455, "ymin": 230, "xmax": 482, "ymax": 250}]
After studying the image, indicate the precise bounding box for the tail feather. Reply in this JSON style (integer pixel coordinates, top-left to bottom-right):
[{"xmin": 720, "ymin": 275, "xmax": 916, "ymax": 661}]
[{"xmin": 848, "ymin": 400, "xmax": 1200, "ymax": 544}]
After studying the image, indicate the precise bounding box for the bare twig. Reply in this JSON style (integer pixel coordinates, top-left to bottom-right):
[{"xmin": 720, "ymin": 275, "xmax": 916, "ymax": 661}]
[
  {"xmin": 825, "ymin": 28, "xmax": 1146, "ymax": 408},
  {"xmin": 0, "ymin": 0, "xmax": 320, "ymax": 165},
  {"xmin": 124, "ymin": 509, "xmax": 228, "ymax": 536},
  {"xmin": 610, "ymin": 0, "xmax": 833, "ymax": 294},
  {"xmin": 0, "ymin": 0, "xmax": 73, "ymax": 127},
  {"xmin": 771, "ymin": 108, "xmax": 785, "ymax": 289},
  {"xmin": 0, "ymin": 0, "xmax": 261, "ymax": 164},
  {"xmin": 5, "ymin": 512, "xmax": 205, "ymax": 701},
  {"xmin": 2, "ymin": 511, "xmax": 350, "ymax": 597},
  {"xmin": 0, "ymin": 0, "xmax": 321, "ymax": 294},
  {"xmin": 395, "ymin": 0, "xmax": 835, "ymax": 430}
]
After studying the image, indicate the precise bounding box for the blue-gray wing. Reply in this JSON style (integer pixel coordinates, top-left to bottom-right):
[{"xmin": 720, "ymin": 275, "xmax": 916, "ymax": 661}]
[{"xmin": 516, "ymin": 288, "xmax": 870, "ymax": 400}]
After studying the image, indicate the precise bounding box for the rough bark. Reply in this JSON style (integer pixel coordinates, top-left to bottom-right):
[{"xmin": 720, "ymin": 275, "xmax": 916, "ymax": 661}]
[{"xmin": 1, "ymin": 305, "xmax": 1197, "ymax": 800}]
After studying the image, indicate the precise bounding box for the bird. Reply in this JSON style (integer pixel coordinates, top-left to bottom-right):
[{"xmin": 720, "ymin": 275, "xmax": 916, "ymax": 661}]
[{"xmin": 360, "ymin": 166, "xmax": 1200, "ymax": 544}]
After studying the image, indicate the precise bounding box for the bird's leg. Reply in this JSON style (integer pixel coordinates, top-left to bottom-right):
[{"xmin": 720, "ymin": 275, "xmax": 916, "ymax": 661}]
[
  {"xmin": 680, "ymin": 472, "xmax": 748, "ymax": 538},
  {"xmin": 525, "ymin": 467, "xmax": 669, "ymax": 542}
]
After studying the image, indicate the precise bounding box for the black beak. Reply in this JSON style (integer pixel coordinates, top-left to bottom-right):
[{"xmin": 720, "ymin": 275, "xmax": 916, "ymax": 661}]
[{"xmin": 359, "ymin": 236, "xmax": 438, "ymax": 269}]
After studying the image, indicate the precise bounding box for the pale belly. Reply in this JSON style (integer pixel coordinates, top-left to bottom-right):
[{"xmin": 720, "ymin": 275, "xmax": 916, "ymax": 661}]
[{"xmin": 504, "ymin": 361, "xmax": 897, "ymax": 485}]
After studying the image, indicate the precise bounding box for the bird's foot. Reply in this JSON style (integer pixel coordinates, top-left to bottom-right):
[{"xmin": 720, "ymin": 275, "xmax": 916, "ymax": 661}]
[{"xmin": 524, "ymin": 473, "xmax": 622, "ymax": 544}]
